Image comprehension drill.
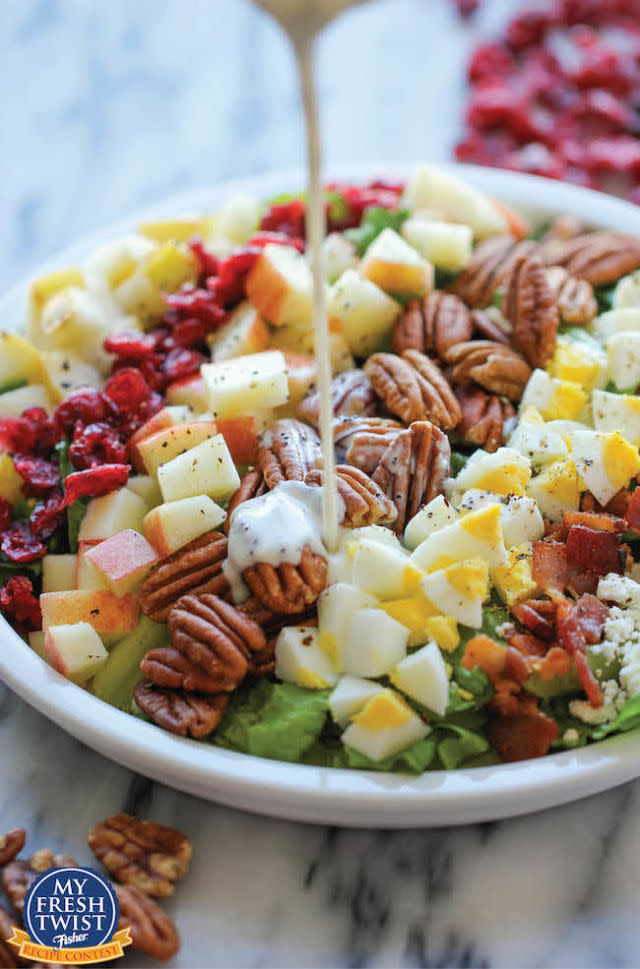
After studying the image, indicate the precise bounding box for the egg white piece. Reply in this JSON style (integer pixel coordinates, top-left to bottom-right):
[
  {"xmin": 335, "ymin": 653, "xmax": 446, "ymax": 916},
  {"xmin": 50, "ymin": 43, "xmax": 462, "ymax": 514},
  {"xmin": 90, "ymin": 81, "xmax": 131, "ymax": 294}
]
[
  {"xmin": 404, "ymin": 494, "xmax": 458, "ymax": 551},
  {"xmin": 606, "ymin": 331, "xmax": 640, "ymax": 391},
  {"xmin": 318, "ymin": 582, "xmax": 377, "ymax": 672},
  {"xmin": 390, "ymin": 641, "xmax": 450, "ymax": 716},
  {"xmin": 411, "ymin": 504, "xmax": 507, "ymax": 572},
  {"xmin": 590, "ymin": 307, "xmax": 640, "ymax": 342},
  {"xmin": 342, "ymin": 688, "xmax": 430, "ymax": 762},
  {"xmin": 458, "ymin": 489, "xmax": 544, "ymax": 548},
  {"xmin": 420, "ymin": 559, "xmax": 489, "ymax": 629},
  {"xmin": 508, "ymin": 407, "xmax": 570, "ymax": 469},
  {"xmin": 526, "ymin": 458, "xmax": 581, "ymax": 522},
  {"xmin": 328, "ymin": 676, "xmax": 385, "ymax": 727},
  {"xmin": 592, "ymin": 389, "xmax": 640, "ymax": 446},
  {"xmin": 569, "ymin": 428, "xmax": 640, "ymax": 506},
  {"xmin": 342, "ymin": 608, "xmax": 409, "ymax": 678},
  {"xmin": 519, "ymin": 369, "xmax": 587, "ymax": 422},
  {"xmin": 613, "ymin": 272, "xmax": 640, "ymax": 310},
  {"xmin": 275, "ymin": 626, "xmax": 339, "ymax": 689},
  {"xmin": 447, "ymin": 447, "xmax": 531, "ymax": 503},
  {"xmin": 350, "ymin": 539, "xmax": 423, "ymax": 600}
]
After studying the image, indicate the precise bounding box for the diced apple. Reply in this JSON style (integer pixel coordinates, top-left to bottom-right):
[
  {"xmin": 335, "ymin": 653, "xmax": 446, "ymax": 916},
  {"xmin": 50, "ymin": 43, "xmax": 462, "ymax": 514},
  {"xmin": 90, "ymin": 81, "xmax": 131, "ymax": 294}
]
[
  {"xmin": 401, "ymin": 218, "xmax": 473, "ymax": 272},
  {"xmin": 246, "ymin": 243, "xmax": 321, "ymax": 327},
  {"xmin": 318, "ymin": 583, "xmax": 378, "ymax": 672},
  {"xmin": 0, "ymin": 453, "xmax": 26, "ymax": 505},
  {"xmin": 40, "ymin": 351, "xmax": 102, "ymax": 403},
  {"xmin": 76, "ymin": 541, "xmax": 109, "ymax": 591},
  {"xmin": 143, "ymin": 495, "xmax": 226, "ymax": 556},
  {"xmin": 127, "ymin": 475, "xmax": 163, "ymax": 507},
  {"xmin": 115, "ymin": 242, "xmax": 197, "ymax": 324},
  {"xmin": 321, "ymin": 233, "xmax": 358, "ymax": 282},
  {"xmin": 390, "ymin": 641, "xmax": 449, "ymax": 716},
  {"xmin": 44, "ymin": 622, "xmax": 108, "ymax": 683},
  {"xmin": 359, "ymin": 228, "xmax": 434, "ymax": 297},
  {"xmin": 83, "ymin": 235, "xmax": 155, "ymax": 291},
  {"xmin": 0, "ymin": 332, "xmax": 44, "ymax": 390},
  {"xmin": 165, "ymin": 375, "xmax": 209, "ymax": 412},
  {"xmin": 275, "ymin": 626, "xmax": 339, "ymax": 689},
  {"xmin": 42, "ymin": 554, "xmax": 78, "ymax": 593},
  {"xmin": 279, "ymin": 353, "xmax": 318, "ymax": 415},
  {"xmin": 402, "ymin": 164, "xmax": 508, "ymax": 239},
  {"xmin": 0, "ymin": 384, "xmax": 53, "ymax": 417},
  {"xmin": 207, "ymin": 301, "xmax": 270, "ymax": 362},
  {"xmin": 269, "ymin": 325, "xmax": 354, "ymax": 374},
  {"xmin": 157, "ymin": 434, "xmax": 240, "ymax": 503},
  {"xmin": 127, "ymin": 406, "xmax": 193, "ymax": 471},
  {"xmin": 214, "ymin": 417, "xmax": 259, "ymax": 464},
  {"xmin": 78, "ymin": 488, "xmax": 148, "ymax": 541},
  {"xmin": 328, "ymin": 269, "xmax": 400, "ymax": 357},
  {"xmin": 343, "ymin": 609, "xmax": 409, "ymax": 677},
  {"xmin": 85, "ymin": 530, "xmax": 158, "ymax": 595},
  {"xmin": 217, "ymin": 194, "xmax": 261, "ymax": 245},
  {"xmin": 328, "ymin": 676, "xmax": 385, "ymax": 726},
  {"xmin": 138, "ymin": 216, "xmax": 215, "ymax": 243},
  {"xmin": 137, "ymin": 421, "xmax": 219, "ymax": 479},
  {"xmin": 201, "ymin": 350, "xmax": 289, "ymax": 418},
  {"xmin": 28, "ymin": 630, "xmax": 47, "ymax": 659},
  {"xmin": 29, "ymin": 267, "xmax": 85, "ymax": 320},
  {"xmin": 40, "ymin": 590, "xmax": 139, "ymax": 643}
]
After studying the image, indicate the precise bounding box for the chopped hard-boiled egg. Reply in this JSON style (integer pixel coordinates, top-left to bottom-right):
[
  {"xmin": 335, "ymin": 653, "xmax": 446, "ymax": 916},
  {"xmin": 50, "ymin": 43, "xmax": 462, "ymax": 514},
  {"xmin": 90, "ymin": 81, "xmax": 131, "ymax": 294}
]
[
  {"xmin": 508, "ymin": 406, "xmax": 570, "ymax": 469},
  {"xmin": 448, "ymin": 447, "xmax": 531, "ymax": 501},
  {"xmin": 328, "ymin": 676, "xmax": 385, "ymax": 727},
  {"xmin": 569, "ymin": 429, "xmax": 640, "ymax": 506},
  {"xmin": 341, "ymin": 688, "xmax": 430, "ymax": 762},
  {"xmin": 350, "ymin": 538, "xmax": 424, "ymax": 599},
  {"xmin": 492, "ymin": 542, "xmax": 539, "ymax": 607},
  {"xmin": 425, "ymin": 616, "xmax": 460, "ymax": 653},
  {"xmin": 605, "ymin": 331, "xmax": 640, "ymax": 391},
  {"xmin": 378, "ymin": 595, "xmax": 440, "ymax": 647},
  {"xmin": 520, "ymin": 369, "xmax": 587, "ymax": 421},
  {"xmin": 546, "ymin": 334, "xmax": 607, "ymax": 392},
  {"xmin": 390, "ymin": 640, "xmax": 450, "ymax": 716},
  {"xmin": 420, "ymin": 559, "xmax": 489, "ymax": 629},
  {"xmin": 317, "ymin": 583, "xmax": 377, "ymax": 672},
  {"xmin": 612, "ymin": 271, "xmax": 640, "ymax": 310},
  {"xmin": 457, "ymin": 490, "xmax": 544, "ymax": 548},
  {"xmin": 404, "ymin": 494, "xmax": 459, "ymax": 551},
  {"xmin": 342, "ymin": 609, "xmax": 409, "ymax": 678},
  {"xmin": 359, "ymin": 228, "xmax": 434, "ymax": 297},
  {"xmin": 411, "ymin": 503, "xmax": 507, "ymax": 572},
  {"xmin": 592, "ymin": 389, "xmax": 640, "ymax": 447},
  {"xmin": 274, "ymin": 626, "xmax": 339, "ymax": 689},
  {"xmin": 527, "ymin": 457, "xmax": 581, "ymax": 521},
  {"xmin": 590, "ymin": 307, "xmax": 640, "ymax": 343}
]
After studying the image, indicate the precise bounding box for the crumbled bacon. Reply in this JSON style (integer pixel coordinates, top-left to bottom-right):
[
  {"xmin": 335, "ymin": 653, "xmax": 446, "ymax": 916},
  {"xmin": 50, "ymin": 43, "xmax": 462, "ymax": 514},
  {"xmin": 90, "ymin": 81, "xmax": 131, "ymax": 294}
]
[
  {"xmin": 556, "ymin": 598, "xmax": 604, "ymax": 706},
  {"xmin": 566, "ymin": 524, "xmax": 625, "ymax": 575},
  {"xmin": 534, "ymin": 646, "xmax": 574, "ymax": 681},
  {"xmin": 532, "ymin": 540, "xmax": 568, "ymax": 593},
  {"xmin": 511, "ymin": 598, "xmax": 557, "ymax": 641},
  {"xmin": 489, "ymin": 710, "xmax": 558, "ymax": 762},
  {"xmin": 563, "ymin": 510, "xmax": 626, "ymax": 533},
  {"xmin": 625, "ymin": 487, "xmax": 640, "ymax": 536}
]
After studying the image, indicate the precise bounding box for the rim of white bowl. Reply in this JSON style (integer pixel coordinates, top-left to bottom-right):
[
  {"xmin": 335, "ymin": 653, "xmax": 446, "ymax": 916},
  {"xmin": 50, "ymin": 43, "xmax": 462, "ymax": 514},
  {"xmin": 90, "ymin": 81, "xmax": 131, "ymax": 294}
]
[{"xmin": 1, "ymin": 162, "xmax": 639, "ymax": 828}]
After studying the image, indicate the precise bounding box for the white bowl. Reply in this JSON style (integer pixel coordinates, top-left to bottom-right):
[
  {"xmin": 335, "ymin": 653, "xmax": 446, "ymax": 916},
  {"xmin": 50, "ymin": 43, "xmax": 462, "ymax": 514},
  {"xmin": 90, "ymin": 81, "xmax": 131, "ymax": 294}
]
[{"xmin": 2, "ymin": 163, "xmax": 639, "ymax": 827}]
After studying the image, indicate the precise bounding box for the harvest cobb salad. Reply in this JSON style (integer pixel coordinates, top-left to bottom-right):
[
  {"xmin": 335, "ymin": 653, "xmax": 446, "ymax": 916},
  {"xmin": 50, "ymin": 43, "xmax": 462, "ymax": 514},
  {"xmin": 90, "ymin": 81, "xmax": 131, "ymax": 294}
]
[{"xmin": 2, "ymin": 166, "xmax": 640, "ymax": 774}]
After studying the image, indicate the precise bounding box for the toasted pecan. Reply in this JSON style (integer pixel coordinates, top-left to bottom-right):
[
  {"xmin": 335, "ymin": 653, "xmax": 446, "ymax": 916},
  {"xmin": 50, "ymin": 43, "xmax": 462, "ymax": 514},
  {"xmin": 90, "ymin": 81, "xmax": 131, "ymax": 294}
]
[
  {"xmin": 545, "ymin": 266, "xmax": 597, "ymax": 326},
  {"xmin": 537, "ymin": 230, "xmax": 640, "ymax": 285},
  {"xmin": 114, "ymin": 883, "xmax": 180, "ymax": 961},
  {"xmin": 470, "ymin": 307, "xmax": 511, "ymax": 344},
  {"xmin": 256, "ymin": 419, "xmax": 322, "ymax": 489},
  {"xmin": 305, "ymin": 465, "xmax": 398, "ymax": 528},
  {"xmin": 333, "ymin": 415, "xmax": 404, "ymax": 474},
  {"xmin": 243, "ymin": 545, "xmax": 327, "ymax": 615},
  {"xmin": 139, "ymin": 531, "xmax": 229, "ymax": 622},
  {"xmin": 88, "ymin": 814, "xmax": 192, "ymax": 899},
  {"xmin": 2, "ymin": 851, "xmax": 77, "ymax": 916},
  {"xmin": 141, "ymin": 647, "xmax": 232, "ymax": 693},
  {"xmin": 224, "ymin": 470, "xmax": 267, "ymax": 535},
  {"xmin": 364, "ymin": 351, "xmax": 461, "ymax": 430},
  {"xmin": 0, "ymin": 831, "xmax": 25, "ymax": 868},
  {"xmin": 454, "ymin": 384, "xmax": 516, "ymax": 453},
  {"xmin": 297, "ymin": 368, "xmax": 376, "ymax": 427},
  {"xmin": 371, "ymin": 420, "xmax": 451, "ymax": 533},
  {"xmin": 391, "ymin": 291, "xmax": 473, "ymax": 358},
  {"xmin": 444, "ymin": 340, "xmax": 531, "ymax": 402},
  {"xmin": 502, "ymin": 255, "xmax": 559, "ymax": 369},
  {"xmin": 134, "ymin": 681, "xmax": 228, "ymax": 739},
  {"xmin": 448, "ymin": 236, "xmax": 537, "ymax": 308},
  {"xmin": 0, "ymin": 906, "xmax": 16, "ymax": 969}
]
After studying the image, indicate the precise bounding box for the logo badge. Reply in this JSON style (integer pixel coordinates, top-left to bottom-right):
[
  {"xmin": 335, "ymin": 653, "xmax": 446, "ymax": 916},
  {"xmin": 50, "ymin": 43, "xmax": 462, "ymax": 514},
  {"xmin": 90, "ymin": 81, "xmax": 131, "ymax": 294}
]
[{"xmin": 8, "ymin": 867, "xmax": 131, "ymax": 964}]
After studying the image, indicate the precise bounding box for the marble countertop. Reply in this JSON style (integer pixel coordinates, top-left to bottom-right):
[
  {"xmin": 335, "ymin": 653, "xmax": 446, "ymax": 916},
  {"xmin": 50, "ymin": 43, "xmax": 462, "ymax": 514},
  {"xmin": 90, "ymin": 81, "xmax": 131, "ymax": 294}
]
[{"xmin": 2, "ymin": 1, "xmax": 640, "ymax": 966}]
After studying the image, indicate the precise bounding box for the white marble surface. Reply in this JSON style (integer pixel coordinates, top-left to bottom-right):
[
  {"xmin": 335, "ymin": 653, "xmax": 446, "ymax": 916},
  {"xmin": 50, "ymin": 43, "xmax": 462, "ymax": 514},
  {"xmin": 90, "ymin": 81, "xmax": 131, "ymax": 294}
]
[{"xmin": 2, "ymin": 1, "xmax": 640, "ymax": 967}]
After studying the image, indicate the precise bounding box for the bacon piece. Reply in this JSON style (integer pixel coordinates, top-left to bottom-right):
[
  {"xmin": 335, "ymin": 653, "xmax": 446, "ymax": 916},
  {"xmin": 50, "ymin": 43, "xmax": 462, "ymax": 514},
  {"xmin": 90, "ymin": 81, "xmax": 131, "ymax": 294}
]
[
  {"xmin": 489, "ymin": 711, "xmax": 558, "ymax": 762},
  {"xmin": 532, "ymin": 541, "xmax": 568, "ymax": 593},
  {"xmin": 573, "ymin": 593, "xmax": 609, "ymax": 644},
  {"xmin": 504, "ymin": 646, "xmax": 532, "ymax": 684},
  {"xmin": 563, "ymin": 510, "xmax": 626, "ymax": 533},
  {"xmin": 511, "ymin": 598, "xmax": 556, "ymax": 641},
  {"xmin": 507, "ymin": 631, "xmax": 548, "ymax": 657},
  {"xmin": 625, "ymin": 488, "xmax": 640, "ymax": 536},
  {"xmin": 534, "ymin": 646, "xmax": 573, "ymax": 681},
  {"xmin": 556, "ymin": 600, "xmax": 603, "ymax": 706},
  {"xmin": 462, "ymin": 634, "xmax": 506, "ymax": 678},
  {"xmin": 566, "ymin": 525, "xmax": 624, "ymax": 575}
]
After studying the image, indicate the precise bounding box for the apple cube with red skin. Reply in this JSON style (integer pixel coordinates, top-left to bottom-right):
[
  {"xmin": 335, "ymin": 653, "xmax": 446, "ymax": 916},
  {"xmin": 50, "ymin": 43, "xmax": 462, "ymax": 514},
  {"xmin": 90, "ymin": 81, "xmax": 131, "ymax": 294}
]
[
  {"xmin": 44, "ymin": 622, "xmax": 108, "ymax": 683},
  {"xmin": 76, "ymin": 540, "xmax": 109, "ymax": 591},
  {"xmin": 207, "ymin": 301, "xmax": 270, "ymax": 362},
  {"xmin": 144, "ymin": 495, "xmax": 226, "ymax": 556},
  {"xmin": 137, "ymin": 420, "xmax": 219, "ymax": 479},
  {"xmin": 157, "ymin": 433, "xmax": 240, "ymax": 503},
  {"xmin": 127, "ymin": 405, "xmax": 192, "ymax": 472},
  {"xmin": 40, "ymin": 590, "xmax": 139, "ymax": 643},
  {"xmin": 85, "ymin": 529, "xmax": 158, "ymax": 595},
  {"xmin": 165, "ymin": 375, "xmax": 209, "ymax": 413},
  {"xmin": 215, "ymin": 417, "xmax": 259, "ymax": 464}
]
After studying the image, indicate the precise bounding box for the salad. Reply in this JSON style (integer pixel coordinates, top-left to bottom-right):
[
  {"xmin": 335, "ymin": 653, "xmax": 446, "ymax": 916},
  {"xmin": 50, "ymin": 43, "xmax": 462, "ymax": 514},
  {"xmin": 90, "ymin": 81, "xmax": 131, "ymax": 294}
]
[{"xmin": 2, "ymin": 164, "xmax": 640, "ymax": 775}]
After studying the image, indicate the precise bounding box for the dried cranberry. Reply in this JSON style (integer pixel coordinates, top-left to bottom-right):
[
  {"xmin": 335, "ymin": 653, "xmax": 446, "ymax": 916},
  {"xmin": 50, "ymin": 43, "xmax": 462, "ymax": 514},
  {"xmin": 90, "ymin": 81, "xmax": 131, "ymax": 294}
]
[
  {"xmin": 30, "ymin": 489, "xmax": 65, "ymax": 540},
  {"xmin": 0, "ymin": 408, "xmax": 57, "ymax": 458},
  {"xmin": 164, "ymin": 285, "xmax": 226, "ymax": 327},
  {"xmin": 12, "ymin": 455, "xmax": 60, "ymax": 497},
  {"xmin": 248, "ymin": 231, "xmax": 305, "ymax": 252},
  {"xmin": 210, "ymin": 249, "xmax": 262, "ymax": 306},
  {"xmin": 160, "ymin": 348, "xmax": 205, "ymax": 385},
  {"xmin": 54, "ymin": 388, "xmax": 109, "ymax": 438},
  {"xmin": 325, "ymin": 181, "xmax": 402, "ymax": 231},
  {"xmin": 63, "ymin": 464, "xmax": 130, "ymax": 506},
  {"xmin": 260, "ymin": 199, "xmax": 306, "ymax": 239},
  {"xmin": 468, "ymin": 43, "xmax": 514, "ymax": 84},
  {"xmin": 189, "ymin": 238, "xmax": 220, "ymax": 280},
  {"xmin": 506, "ymin": 10, "xmax": 558, "ymax": 52},
  {"xmin": 0, "ymin": 575, "xmax": 42, "ymax": 632},
  {"xmin": 0, "ymin": 498, "xmax": 12, "ymax": 532},
  {"xmin": 102, "ymin": 368, "xmax": 153, "ymax": 420},
  {"xmin": 104, "ymin": 330, "xmax": 157, "ymax": 360},
  {"xmin": 168, "ymin": 317, "xmax": 209, "ymax": 349},
  {"xmin": 69, "ymin": 422, "xmax": 127, "ymax": 470},
  {"xmin": 0, "ymin": 521, "xmax": 46, "ymax": 563}
]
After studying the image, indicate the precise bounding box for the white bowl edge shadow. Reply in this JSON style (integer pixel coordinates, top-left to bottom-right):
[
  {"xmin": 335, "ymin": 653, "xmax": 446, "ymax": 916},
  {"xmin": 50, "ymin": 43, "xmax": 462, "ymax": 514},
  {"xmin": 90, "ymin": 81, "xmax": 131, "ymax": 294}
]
[{"xmin": 1, "ymin": 162, "xmax": 639, "ymax": 828}]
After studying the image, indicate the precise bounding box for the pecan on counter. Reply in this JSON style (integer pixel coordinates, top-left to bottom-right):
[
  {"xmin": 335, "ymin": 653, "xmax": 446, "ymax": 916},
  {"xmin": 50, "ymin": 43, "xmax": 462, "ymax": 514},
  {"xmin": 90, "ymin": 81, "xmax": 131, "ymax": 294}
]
[
  {"xmin": 447, "ymin": 236, "xmax": 537, "ymax": 308},
  {"xmin": 537, "ymin": 230, "xmax": 640, "ymax": 286},
  {"xmin": 88, "ymin": 814, "xmax": 192, "ymax": 899},
  {"xmin": 0, "ymin": 905, "xmax": 16, "ymax": 969},
  {"xmin": 372, "ymin": 420, "xmax": 451, "ymax": 534},
  {"xmin": 139, "ymin": 531, "xmax": 229, "ymax": 623},
  {"xmin": 243, "ymin": 545, "xmax": 327, "ymax": 615},
  {"xmin": 0, "ymin": 830, "xmax": 25, "ymax": 868},
  {"xmin": 256, "ymin": 419, "xmax": 322, "ymax": 489},
  {"xmin": 224, "ymin": 470, "xmax": 267, "ymax": 535},
  {"xmin": 364, "ymin": 351, "xmax": 461, "ymax": 430},
  {"xmin": 134, "ymin": 681, "xmax": 228, "ymax": 739},
  {"xmin": 333, "ymin": 415, "xmax": 404, "ymax": 474},
  {"xmin": 391, "ymin": 291, "xmax": 472, "ymax": 358},
  {"xmin": 545, "ymin": 266, "xmax": 597, "ymax": 326},
  {"xmin": 502, "ymin": 255, "xmax": 559, "ymax": 369},
  {"xmin": 305, "ymin": 465, "xmax": 398, "ymax": 528},
  {"xmin": 454, "ymin": 384, "xmax": 516, "ymax": 453},
  {"xmin": 114, "ymin": 883, "xmax": 179, "ymax": 961},
  {"xmin": 298, "ymin": 368, "xmax": 376, "ymax": 427},
  {"xmin": 2, "ymin": 850, "xmax": 77, "ymax": 916},
  {"xmin": 443, "ymin": 340, "xmax": 532, "ymax": 402}
]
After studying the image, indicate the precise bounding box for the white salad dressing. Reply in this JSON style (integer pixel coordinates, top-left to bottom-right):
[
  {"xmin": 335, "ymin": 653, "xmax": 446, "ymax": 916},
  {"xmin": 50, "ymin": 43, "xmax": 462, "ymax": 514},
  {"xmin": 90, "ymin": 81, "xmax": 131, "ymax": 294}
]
[
  {"xmin": 255, "ymin": 0, "xmax": 366, "ymax": 553},
  {"xmin": 224, "ymin": 481, "xmax": 345, "ymax": 600}
]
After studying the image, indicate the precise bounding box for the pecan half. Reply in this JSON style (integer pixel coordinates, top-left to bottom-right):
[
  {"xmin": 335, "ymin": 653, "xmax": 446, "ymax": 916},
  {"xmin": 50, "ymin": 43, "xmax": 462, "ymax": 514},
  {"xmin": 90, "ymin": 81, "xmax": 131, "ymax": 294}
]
[
  {"xmin": 444, "ymin": 340, "xmax": 531, "ymax": 402},
  {"xmin": 364, "ymin": 351, "xmax": 461, "ymax": 430},
  {"xmin": 372, "ymin": 420, "xmax": 451, "ymax": 533},
  {"xmin": 0, "ymin": 831, "xmax": 25, "ymax": 868},
  {"xmin": 256, "ymin": 419, "xmax": 322, "ymax": 489},
  {"xmin": 140, "ymin": 531, "xmax": 229, "ymax": 622},
  {"xmin": 448, "ymin": 237, "xmax": 537, "ymax": 308},
  {"xmin": 545, "ymin": 266, "xmax": 597, "ymax": 326},
  {"xmin": 243, "ymin": 545, "xmax": 327, "ymax": 614},
  {"xmin": 141, "ymin": 647, "xmax": 232, "ymax": 693},
  {"xmin": 224, "ymin": 470, "xmax": 267, "ymax": 535},
  {"xmin": 114, "ymin": 883, "xmax": 179, "ymax": 961},
  {"xmin": 2, "ymin": 851, "xmax": 77, "ymax": 916},
  {"xmin": 88, "ymin": 814, "xmax": 192, "ymax": 898},
  {"xmin": 0, "ymin": 906, "xmax": 16, "ymax": 969},
  {"xmin": 502, "ymin": 255, "xmax": 559, "ymax": 368},
  {"xmin": 297, "ymin": 369, "xmax": 376, "ymax": 427},
  {"xmin": 333, "ymin": 416, "xmax": 404, "ymax": 474},
  {"xmin": 541, "ymin": 214, "xmax": 587, "ymax": 243},
  {"xmin": 305, "ymin": 465, "xmax": 398, "ymax": 528},
  {"xmin": 134, "ymin": 681, "xmax": 228, "ymax": 738},
  {"xmin": 454, "ymin": 384, "xmax": 516, "ymax": 453},
  {"xmin": 537, "ymin": 231, "xmax": 640, "ymax": 285},
  {"xmin": 470, "ymin": 307, "xmax": 511, "ymax": 344},
  {"xmin": 391, "ymin": 291, "xmax": 472, "ymax": 358},
  {"xmin": 168, "ymin": 594, "xmax": 265, "ymax": 690}
]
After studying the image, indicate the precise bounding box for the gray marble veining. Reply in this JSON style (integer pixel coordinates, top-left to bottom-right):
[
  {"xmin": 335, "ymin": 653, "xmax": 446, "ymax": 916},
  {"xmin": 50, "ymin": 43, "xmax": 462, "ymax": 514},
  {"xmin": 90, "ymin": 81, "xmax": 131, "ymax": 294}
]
[{"xmin": 2, "ymin": 1, "xmax": 640, "ymax": 967}]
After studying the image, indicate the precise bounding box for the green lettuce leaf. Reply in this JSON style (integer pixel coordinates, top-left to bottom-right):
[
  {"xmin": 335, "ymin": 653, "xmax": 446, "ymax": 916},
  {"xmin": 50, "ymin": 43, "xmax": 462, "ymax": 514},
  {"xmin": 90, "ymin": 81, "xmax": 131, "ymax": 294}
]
[
  {"xmin": 214, "ymin": 680, "xmax": 329, "ymax": 762},
  {"xmin": 592, "ymin": 694, "xmax": 640, "ymax": 740},
  {"xmin": 436, "ymin": 723, "xmax": 491, "ymax": 769},
  {"xmin": 345, "ymin": 207, "xmax": 409, "ymax": 257},
  {"xmin": 343, "ymin": 735, "xmax": 437, "ymax": 774}
]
